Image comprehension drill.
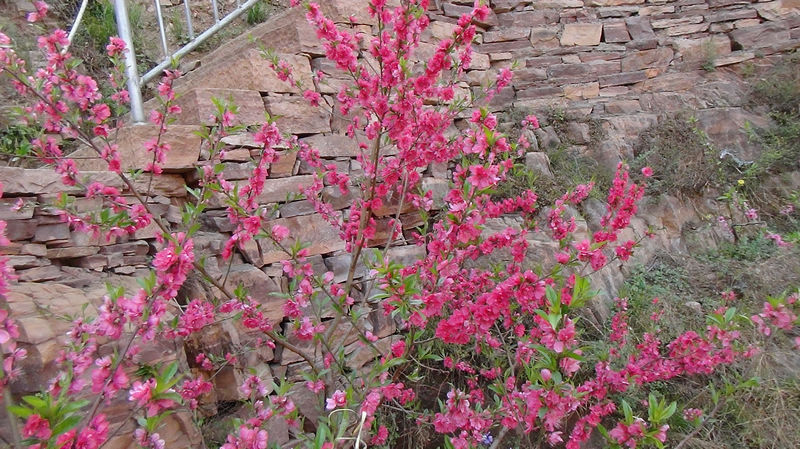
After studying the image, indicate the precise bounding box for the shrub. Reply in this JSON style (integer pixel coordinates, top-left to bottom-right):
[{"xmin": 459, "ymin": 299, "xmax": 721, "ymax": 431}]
[{"xmin": 631, "ymin": 115, "xmax": 716, "ymax": 196}]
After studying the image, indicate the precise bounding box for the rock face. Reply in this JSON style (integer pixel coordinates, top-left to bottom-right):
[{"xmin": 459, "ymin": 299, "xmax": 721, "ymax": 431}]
[{"xmin": 2, "ymin": 0, "xmax": 800, "ymax": 446}]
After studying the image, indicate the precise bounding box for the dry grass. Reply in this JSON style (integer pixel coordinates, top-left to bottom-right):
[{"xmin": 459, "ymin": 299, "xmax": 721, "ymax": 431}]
[{"xmin": 618, "ymin": 238, "xmax": 800, "ymax": 449}]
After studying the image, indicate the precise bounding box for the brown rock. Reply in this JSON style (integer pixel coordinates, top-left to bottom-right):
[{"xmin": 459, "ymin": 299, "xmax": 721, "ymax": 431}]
[
  {"xmin": 223, "ymin": 265, "xmax": 284, "ymax": 322},
  {"xmin": 6, "ymin": 255, "xmax": 49, "ymax": 269},
  {"xmin": 639, "ymin": 5, "xmax": 675, "ymax": 15},
  {"xmin": 322, "ymin": 185, "xmax": 359, "ymax": 210},
  {"xmin": 548, "ymin": 63, "xmax": 594, "ymax": 79},
  {"xmin": 603, "ymin": 21, "xmax": 631, "ymax": 43},
  {"xmin": 184, "ymin": 49, "xmax": 312, "ymax": 93},
  {"xmin": 260, "ymin": 213, "xmax": 345, "ymax": 264},
  {"xmin": 666, "ymin": 23, "xmax": 710, "ymax": 36},
  {"xmin": 17, "ymin": 265, "xmax": 63, "ymax": 282},
  {"xmin": 476, "ymin": 39, "xmax": 533, "ymax": 53},
  {"xmin": 221, "ymin": 133, "xmax": 261, "ymax": 148},
  {"xmin": 620, "ymin": 47, "xmax": 674, "ymax": 71},
  {"xmin": 734, "ymin": 18, "xmax": 762, "ymax": 29},
  {"xmin": 0, "ymin": 198, "xmax": 34, "ymax": 220},
  {"xmin": 264, "ymin": 96, "xmax": 331, "ymax": 135},
  {"xmin": 220, "ymin": 148, "xmax": 252, "ymax": 161},
  {"xmin": 587, "ymin": 0, "xmax": 644, "ymax": 5},
  {"xmin": 560, "ymin": 23, "xmax": 604, "ymax": 46},
  {"xmin": 33, "ymin": 223, "xmax": 70, "ymax": 243},
  {"xmin": 46, "ymin": 246, "xmax": 99, "ymax": 259},
  {"xmin": 421, "ymin": 177, "xmax": 450, "ymax": 209},
  {"xmin": 696, "ymin": 108, "xmax": 771, "ymax": 162},
  {"xmin": 498, "ymin": 10, "xmax": 558, "ymax": 28},
  {"xmin": 345, "ymin": 335, "xmax": 397, "ymax": 369},
  {"xmin": 324, "ymin": 252, "xmax": 367, "ymax": 283},
  {"xmin": 300, "ymin": 133, "xmax": 361, "ymax": 157},
  {"xmin": 0, "ymin": 167, "xmax": 121, "ymax": 196},
  {"xmin": 424, "ymin": 20, "xmax": 458, "ymax": 41},
  {"xmin": 4, "ymin": 219, "xmax": 37, "ymax": 241},
  {"xmin": 707, "ymin": 7, "xmax": 758, "ymax": 23},
  {"xmin": 471, "ymin": 52, "xmax": 491, "ymax": 70},
  {"xmin": 598, "ymin": 70, "xmax": 648, "ymax": 87},
  {"xmin": 529, "ymin": 27, "xmax": 561, "ymax": 49},
  {"xmin": 671, "ymin": 35, "xmax": 732, "ymax": 62},
  {"xmin": 483, "ymin": 28, "xmax": 530, "ymax": 42},
  {"xmin": 730, "ymin": 21, "xmax": 792, "ymax": 50},
  {"xmin": 20, "ymin": 243, "xmax": 47, "ymax": 257},
  {"xmin": 638, "ymin": 71, "xmax": 703, "ymax": 92},
  {"xmin": 279, "ymin": 200, "xmax": 316, "ymax": 217},
  {"xmin": 7, "ymin": 283, "xmax": 97, "ymax": 341},
  {"xmin": 537, "ymin": 0, "xmax": 582, "ymax": 7},
  {"xmin": 525, "ymin": 152, "xmax": 554, "ymax": 178},
  {"xmin": 713, "ymin": 50, "xmax": 756, "ymax": 67},
  {"xmin": 172, "ymin": 88, "xmax": 266, "ymax": 126},
  {"xmin": 74, "ymin": 124, "xmax": 201, "ymax": 172},
  {"xmin": 605, "ymin": 100, "xmax": 642, "ymax": 114},
  {"xmin": 210, "ymin": 175, "xmax": 315, "ymax": 207},
  {"xmin": 565, "ymin": 122, "xmax": 592, "ymax": 144},
  {"xmin": 514, "ymin": 68, "xmax": 548, "ymax": 87},
  {"xmin": 443, "ymin": 3, "xmax": 498, "ymax": 27},
  {"xmin": 651, "ymin": 16, "xmax": 704, "ymax": 29},
  {"xmin": 625, "ymin": 16, "xmax": 655, "ymax": 40},
  {"xmin": 708, "ymin": 0, "xmax": 753, "ymax": 7},
  {"xmin": 756, "ymin": 1, "xmax": 800, "ymax": 21}
]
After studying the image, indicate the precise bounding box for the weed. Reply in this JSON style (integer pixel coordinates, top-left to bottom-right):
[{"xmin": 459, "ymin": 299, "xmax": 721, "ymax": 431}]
[
  {"xmin": 631, "ymin": 114, "xmax": 716, "ymax": 196},
  {"xmin": 616, "ymin": 240, "xmax": 800, "ymax": 448},
  {"xmin": 169, "ymin": 12, "xmax": 188, "ymax": 45},
  {"xmin": 728, "ymin": 52, "xmax": 800, "ymax": 226},
  {"xmin": 247, "ymin": 0, "xmax": 278, "ymax": 25},
  {"xmin": 711, "ymin": 234, "xmax": 777, "ymax": 263},
  {"xmin": 702, "ymin": 40, "xmax": 718, "ymax": 72},
  {"xmin": 0, "ymin": 123, "xmax": 40, "ymax": 166},
  {"xmin": 750, "ymin": 51, "xmax": 800, "ymax": 116},
  {"xmin": 493, "ymin": 145, "xmax": 612, "ymax": 207}
]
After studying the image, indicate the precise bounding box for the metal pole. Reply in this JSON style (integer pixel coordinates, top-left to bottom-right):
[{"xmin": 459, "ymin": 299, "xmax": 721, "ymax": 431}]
[
  {"xmin": 153, "ymin": 0, "xmax": 170, "ymax": 59},
  {"xmin": 211, "ymin": 0, "xmax": 220, "ymax": 23},
  {"xmin": 183, "ymin": 0, "xmax": 195, "ymax": 40},
  {"xmin": 66, "ymin": 0, "xmax": 89, "ymax": 49},
  {"xmin": 113, "ymin": 0, "xmax": 145, "ymax": 123}
]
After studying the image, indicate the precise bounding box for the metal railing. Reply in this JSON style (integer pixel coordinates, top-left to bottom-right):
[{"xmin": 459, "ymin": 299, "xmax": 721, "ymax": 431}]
[{"xmin": 105, "ymin": 0, "xmax": 262, "ymax": 123}]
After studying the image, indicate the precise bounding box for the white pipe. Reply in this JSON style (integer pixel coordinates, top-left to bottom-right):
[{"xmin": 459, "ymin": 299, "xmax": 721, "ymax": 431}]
[
  {"xmin": 65, "ymin": 0, "xmax": 89, "ymax": 49},
  {"xmin": 113, "ymin": 0, "xmax": 145, "ymax": 123},
  {"xmin": 153, "ymin": 0, "xmax": 170, "ymax": 59}
]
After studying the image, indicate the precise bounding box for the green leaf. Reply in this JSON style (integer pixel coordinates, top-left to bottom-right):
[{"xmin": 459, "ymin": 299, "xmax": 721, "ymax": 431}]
[
  {"xmin": 622, "ymin": 400, "xmax": 634, "ymax": 424},
  {"xmin": 21, "ymin": 395, "xmax": 47, "ymax": 410},
  {"xmin": 648, "ymin": 393, "xmax": 657, "ymax": 422},
  {"xmin": 663, "ymin": 401, "xmax": 677, "ymax": 421},
  {"xmin": 51, "ymin": 415, "xmax": 81, "ymax": 436},
  {"xmin": 724, "ymin": 307, "xmax": 737, "ymax": 323},
  {"xmin": 7, "ymin": 405, "xmax": 33, "ymax": 418},
  {"xmin": 61, "ymin": 399, "xmax": 90, "ymax": 414}
]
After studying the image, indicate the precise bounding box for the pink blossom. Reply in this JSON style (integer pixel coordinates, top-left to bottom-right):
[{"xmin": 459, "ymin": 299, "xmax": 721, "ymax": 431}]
[
  {"xmin": 326, "ymin": 390, "xmax": 347, "ymax": 410},
  {"xmin": 106, "ymin": 37, "xmax": 127, "ymax": 56},
  {"xmin": 22, "ymin": 414, "xmax": 51, "ymax": 440},
  {"xmin": 303, "ymin": 89, "xmax": 321, "ymax": 106},
  {"xmin": 467, "ymin": 165, "xmax": 500, "ymax": 190}
]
